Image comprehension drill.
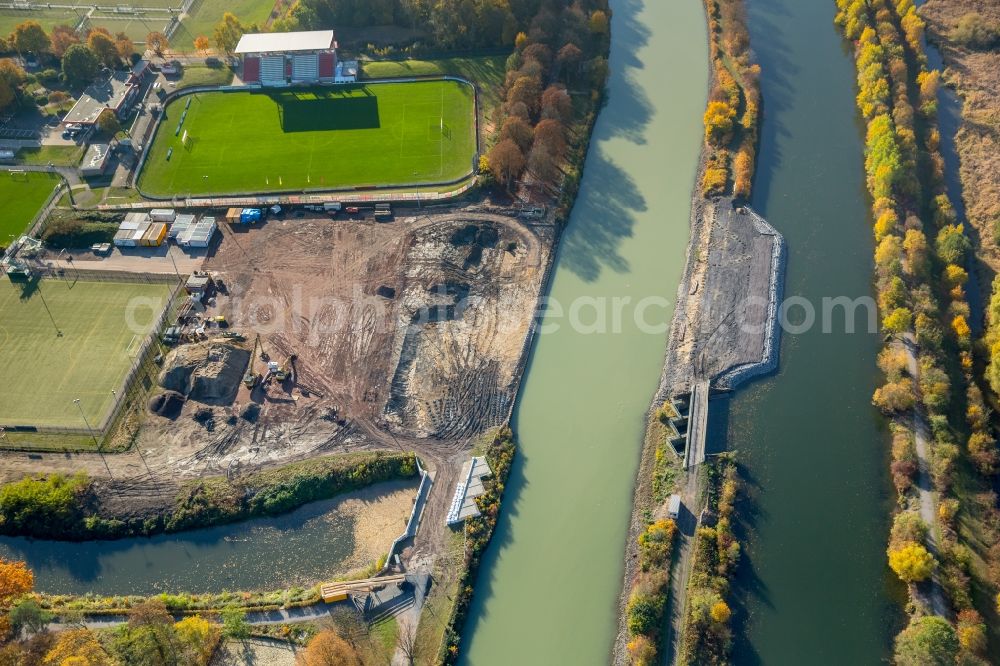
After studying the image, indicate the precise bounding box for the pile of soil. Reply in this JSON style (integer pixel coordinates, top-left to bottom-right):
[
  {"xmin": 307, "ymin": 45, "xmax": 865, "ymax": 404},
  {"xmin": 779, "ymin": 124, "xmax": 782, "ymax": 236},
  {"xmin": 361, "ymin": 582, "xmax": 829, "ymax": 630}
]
[
  {"xmin": 148, "ymin": 390, "xmax": 185, "ymax": 419},
  {"xmin": 159, "ymin": 340, "xmax": 251, "ymax": 405}
]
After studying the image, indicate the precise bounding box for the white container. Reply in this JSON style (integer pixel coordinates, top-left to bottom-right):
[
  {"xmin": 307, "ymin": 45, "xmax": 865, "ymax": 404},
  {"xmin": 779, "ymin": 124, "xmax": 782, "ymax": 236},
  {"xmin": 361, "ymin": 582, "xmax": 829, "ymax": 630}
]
[
  {"xmin": 667, "ymin": 494, "xmax": 682, "ymax": 520},
  {"xmin": 149, "ymin": 208, "xmax": 176, "ymax": 223}
]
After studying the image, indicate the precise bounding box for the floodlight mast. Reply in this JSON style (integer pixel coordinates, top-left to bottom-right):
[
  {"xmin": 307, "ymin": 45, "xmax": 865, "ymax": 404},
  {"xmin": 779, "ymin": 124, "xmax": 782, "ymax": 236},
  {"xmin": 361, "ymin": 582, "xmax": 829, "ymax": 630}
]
[{"xmin": 74, "ymin": 398, "xmax": 115, "ymax": 485}]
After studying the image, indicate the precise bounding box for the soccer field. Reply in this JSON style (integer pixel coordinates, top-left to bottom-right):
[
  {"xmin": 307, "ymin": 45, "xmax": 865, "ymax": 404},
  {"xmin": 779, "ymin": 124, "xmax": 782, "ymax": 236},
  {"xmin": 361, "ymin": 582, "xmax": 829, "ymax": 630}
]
[
  {"xmin": 137, "ymin": 81, "xmax": 477, "ymax": 197},
  {"xmin": 0, "ymin": 171, "xmax": 59, "ymax": 247},
  {"xmin": 0, "ymin": 279, "xmax": 172, "ymax": 430}
]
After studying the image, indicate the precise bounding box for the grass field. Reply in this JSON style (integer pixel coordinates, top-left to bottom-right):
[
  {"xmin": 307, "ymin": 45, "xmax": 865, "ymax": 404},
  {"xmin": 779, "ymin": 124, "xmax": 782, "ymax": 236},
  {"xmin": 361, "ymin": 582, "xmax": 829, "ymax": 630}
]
[
  {"xmin": 0, "ymin": 172, "xmax": 59, "ymax": 247},
  {"xmin": 0, "ymin": 279, "xmax": 172, "ymax": 430},
  {"xmin": 16, "ymin": 145, "xmax": 85, "ymax": 167},
  {"xmin": 171, "ymin": 0, "xmax": 275, "ymax": 51},
  {"xmin": 0, "ymin": 8, "xmax": 172, "ymax": 46},
  {"xmin": 174, "ymin": 64, "xmax": 235, "ymax": 90},
  {"xmin": 137, "ymin": 80, "xmax": 476, "ymax": 196},
  {"xmin": 362, "ymin": 55, "xmax": 506, "ymax": 119}
]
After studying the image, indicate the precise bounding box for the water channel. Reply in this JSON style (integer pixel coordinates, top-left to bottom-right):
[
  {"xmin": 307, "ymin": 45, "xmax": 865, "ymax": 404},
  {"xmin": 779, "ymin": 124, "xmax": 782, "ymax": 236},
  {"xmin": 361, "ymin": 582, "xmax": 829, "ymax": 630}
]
[
  {"xmin": 0, "ymin": 479, "xmax": 418, "ymax": 595},
  {"xmin": 729, "ymin": 0, "xmax": 901, "ymax": 662},
  {"xmin": 459, "ymin": 0, "xmax": 708, "ymax": 662}
]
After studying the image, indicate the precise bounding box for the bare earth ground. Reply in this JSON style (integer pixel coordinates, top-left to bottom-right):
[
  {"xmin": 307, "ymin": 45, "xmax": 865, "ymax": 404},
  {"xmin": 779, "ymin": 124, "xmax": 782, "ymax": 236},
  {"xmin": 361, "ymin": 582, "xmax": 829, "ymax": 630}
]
[
  {"xmin": 922, "ymin": 0, "xmax": 1000, "ymax": 283},
  {"xmin": 332, "ymin": 480, "xmax": 421, "ymax": 572},
  {"xmin": 0, "ymin": 206, "xmax": 547, "ymax": 521}
]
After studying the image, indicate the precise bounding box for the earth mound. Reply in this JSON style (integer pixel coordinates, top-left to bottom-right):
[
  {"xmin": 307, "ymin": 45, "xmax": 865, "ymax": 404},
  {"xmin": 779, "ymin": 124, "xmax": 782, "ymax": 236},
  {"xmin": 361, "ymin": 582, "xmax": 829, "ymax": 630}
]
[
  {"xmin": 148, "ymin": 390, "xmax": 185, "ymax": 419},
  {"xmin": 159, "ymin": 340, "xmax": 250, "ymax": 404}
]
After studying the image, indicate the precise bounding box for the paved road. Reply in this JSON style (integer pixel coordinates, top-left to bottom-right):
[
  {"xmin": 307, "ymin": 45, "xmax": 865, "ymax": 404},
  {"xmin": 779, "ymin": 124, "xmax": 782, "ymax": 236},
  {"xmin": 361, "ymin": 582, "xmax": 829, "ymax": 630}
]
[
  {"xmin": 662, "ymin": 464, "xmax": 704, "ymax": 666},
  {"xmin": 902, "ymin": 332, "xmax": 948, "ymax": 617}
]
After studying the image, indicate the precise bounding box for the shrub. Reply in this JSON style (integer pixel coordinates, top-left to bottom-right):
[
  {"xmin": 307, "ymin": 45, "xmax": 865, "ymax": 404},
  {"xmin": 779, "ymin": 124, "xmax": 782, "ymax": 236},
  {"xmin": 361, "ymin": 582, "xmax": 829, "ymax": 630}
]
[
  {"xmin": 935, "ymin": 224, "xmax": 971, "ymax": 264},
  {"xmin": 703, "ymin": 101, "xmax": 736, "ymax": 146},
  {"xmin": 41, "ymin": 217, "xmax": 118, "ymax": 249},
  {"xmin": 873, "ymin": 378, "xmax": 916, "ymax": 413},
  {"xmin": 638, "ymin": 519, "xmax": 676, "ymax": 570},
  {"xmin": 951, "ymin": 13, "xmax": 1000, "ymax": 51},
  {"xmin": 626, "ymin": 635, "xmax": 656, "ymax": 666},
  {"xmin": 894, "ymin": 616, "xmax": 959, "ymax": 666},
  {"xmin": 626, "ymin": 589, "xmax": 664, "ymax": 636},
  {"xmin": 702, "ymin": 167, "xmax": 727, "ymax": 197},
  {"xmin": 0, "ymin": 473, "xmax": 89, "ymax": 537}
]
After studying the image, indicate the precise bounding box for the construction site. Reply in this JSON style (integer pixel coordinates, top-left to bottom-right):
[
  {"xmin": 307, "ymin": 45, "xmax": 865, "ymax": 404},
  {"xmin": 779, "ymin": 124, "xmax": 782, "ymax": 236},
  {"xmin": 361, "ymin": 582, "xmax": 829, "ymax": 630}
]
[{"xmin": 0, "ymin": 203, "xmax": 549, "ymax": 559}]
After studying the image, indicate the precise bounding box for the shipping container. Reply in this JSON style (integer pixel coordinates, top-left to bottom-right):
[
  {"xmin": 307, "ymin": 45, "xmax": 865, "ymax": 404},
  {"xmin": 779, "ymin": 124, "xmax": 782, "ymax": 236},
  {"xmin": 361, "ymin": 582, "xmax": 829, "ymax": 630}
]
[
  {"xmin": 140, "ymin": 222, "xmax": 167, "ymax": 247},
  {"xmin": 113, "ymin": 229, "xmax": 136, "ymax": 247},
  {"xmin": 149, "ymin": 208, "xmax": 176, "ymax": 223},
  {"xmin": 169, "ymin": 214, "xmax": 195, "ymax": 239}
]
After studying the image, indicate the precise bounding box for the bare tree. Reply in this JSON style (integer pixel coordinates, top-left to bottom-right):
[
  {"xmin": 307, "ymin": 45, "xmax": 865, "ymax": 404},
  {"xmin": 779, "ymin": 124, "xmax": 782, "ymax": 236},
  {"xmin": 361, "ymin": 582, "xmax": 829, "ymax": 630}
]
[{"xmin": 398, "ymin": 617, "xmax": 418, "ymax": 665}]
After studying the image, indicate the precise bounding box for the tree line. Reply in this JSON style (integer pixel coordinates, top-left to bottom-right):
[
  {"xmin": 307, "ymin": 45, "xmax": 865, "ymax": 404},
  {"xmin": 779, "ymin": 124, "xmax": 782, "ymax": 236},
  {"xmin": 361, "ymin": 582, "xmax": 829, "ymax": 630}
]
[
  {"xmin": 700, "ymin": 0, "xmax": 761, "ymax": 199},
  {"xmin": 836, "ymin": 0, "xmax": 999, "ymax": 661},
  {"xmin": 476, "ymin": 0, "xmax": 609, "ymax": 204},
  {"xmin": 0, "ymin": 452, "xmax": 416, "ymax": 540}
]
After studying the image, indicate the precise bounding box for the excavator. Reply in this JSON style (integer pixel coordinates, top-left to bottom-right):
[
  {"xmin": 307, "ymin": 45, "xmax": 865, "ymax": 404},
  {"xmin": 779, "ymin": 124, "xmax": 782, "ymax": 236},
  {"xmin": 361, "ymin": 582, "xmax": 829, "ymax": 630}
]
[
  {"xmin": 266, "ymin": 354, "xmax": 297, "ymax": 383},
  {"xmin": 242, "ymin": 334, "xmax": 264, "ymax": 389}
]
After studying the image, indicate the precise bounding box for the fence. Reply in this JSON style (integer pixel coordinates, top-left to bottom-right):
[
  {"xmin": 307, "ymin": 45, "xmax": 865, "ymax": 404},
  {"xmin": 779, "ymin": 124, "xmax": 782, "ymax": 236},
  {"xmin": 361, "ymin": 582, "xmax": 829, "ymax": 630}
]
[
  {"xmin": 379, "ymin": 457, "xmax": 433, "ymax": 575},
  {"xmin": 45, "ymin": 266, "xmax": 182, "ymax": 285},
  {"xmin": 94, "ymin": 278, "xmax": 183, "ymax": 434},
  {"xmin": 22, "ymin": 173, "xmax": 67, "ymax": 239}
]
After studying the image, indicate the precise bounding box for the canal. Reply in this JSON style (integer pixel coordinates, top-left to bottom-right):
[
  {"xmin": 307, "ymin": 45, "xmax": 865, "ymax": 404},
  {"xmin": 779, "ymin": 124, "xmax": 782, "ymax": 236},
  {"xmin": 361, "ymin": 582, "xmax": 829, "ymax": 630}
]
[
  {"xmin": 459, "ymin": 0, "xmax": 708, "ymax": 662},
  {"xmin": 729, "ymin": 0, "xmax": 901, "ymax": 663}
]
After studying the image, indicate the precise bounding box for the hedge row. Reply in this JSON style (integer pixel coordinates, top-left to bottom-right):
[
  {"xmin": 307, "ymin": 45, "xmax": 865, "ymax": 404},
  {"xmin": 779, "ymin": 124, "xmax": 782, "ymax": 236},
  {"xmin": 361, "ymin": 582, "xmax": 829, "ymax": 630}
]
[{"xmin": 0, "ymin": 452, "xmax": 418, "ymax": 540}]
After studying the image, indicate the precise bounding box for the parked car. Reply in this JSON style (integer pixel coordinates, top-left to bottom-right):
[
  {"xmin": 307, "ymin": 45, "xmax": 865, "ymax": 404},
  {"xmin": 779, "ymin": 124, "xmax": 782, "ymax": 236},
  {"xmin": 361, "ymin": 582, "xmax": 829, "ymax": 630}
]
[{"xmin": 345, "ymin": 206, "xmax": 360, "ymax": 214}]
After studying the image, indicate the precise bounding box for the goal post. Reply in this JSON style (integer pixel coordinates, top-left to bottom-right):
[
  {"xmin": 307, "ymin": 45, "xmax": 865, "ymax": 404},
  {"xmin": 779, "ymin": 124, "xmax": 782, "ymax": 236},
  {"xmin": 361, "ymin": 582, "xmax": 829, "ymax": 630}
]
[{"xmin": 8, "ymin": 169, "xmax": 28, "ymax": 181}]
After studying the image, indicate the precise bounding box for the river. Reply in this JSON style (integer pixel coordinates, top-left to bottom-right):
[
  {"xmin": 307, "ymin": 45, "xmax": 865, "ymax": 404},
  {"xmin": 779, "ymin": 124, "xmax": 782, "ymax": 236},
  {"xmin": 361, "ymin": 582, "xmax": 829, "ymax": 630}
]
[
  {"xmin": 729, "ymin": 0, "xmax": 901, "ymax": 663},
  {"xmin": 458, "ymin": 0, "xmax": 708, "ymax": 662}
]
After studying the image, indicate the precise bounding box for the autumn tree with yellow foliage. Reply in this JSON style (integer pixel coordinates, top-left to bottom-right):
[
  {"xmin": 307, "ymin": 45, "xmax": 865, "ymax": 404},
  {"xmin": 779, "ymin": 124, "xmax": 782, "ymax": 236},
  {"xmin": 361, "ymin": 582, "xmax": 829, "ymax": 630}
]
[
  {"xmin": 301, "ymin": 628, "xmax": 361, "ymax": 666},
  {"xmin": 45, "ymin": 628, "xmax": 111, "ymax": 665},
  {"xmin": 888, "ymin": 542, "xmax": 935, "ymax": 583}
]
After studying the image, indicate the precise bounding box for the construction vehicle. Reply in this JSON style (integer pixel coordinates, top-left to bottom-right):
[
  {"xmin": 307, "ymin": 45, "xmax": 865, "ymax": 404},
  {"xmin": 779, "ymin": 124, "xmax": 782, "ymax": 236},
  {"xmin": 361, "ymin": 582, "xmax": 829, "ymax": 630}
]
[
  {"xmin": 267, "ymin": 353, "xmax": 297, "ymax": 382},
  {"xmin": 242, "ymin": 334, "xmax": 263, "ymax": 389}
]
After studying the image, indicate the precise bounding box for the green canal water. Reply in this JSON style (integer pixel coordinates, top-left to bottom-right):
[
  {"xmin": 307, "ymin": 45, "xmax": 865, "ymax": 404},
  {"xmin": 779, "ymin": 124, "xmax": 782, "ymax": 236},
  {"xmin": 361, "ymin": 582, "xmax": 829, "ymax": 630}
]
[
  {"xmin": 729, "ymin": 0, "xmax": 902, "ymax": 662},
  {"xmin": 459, "ymin": 0, "xmax": 708, "ymax": 662}
]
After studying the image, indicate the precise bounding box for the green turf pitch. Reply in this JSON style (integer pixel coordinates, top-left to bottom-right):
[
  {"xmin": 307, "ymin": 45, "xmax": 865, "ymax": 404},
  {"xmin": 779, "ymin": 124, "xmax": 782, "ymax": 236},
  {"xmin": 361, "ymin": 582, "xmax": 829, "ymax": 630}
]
[
  {"xmin": 0, "ymin": 279, "xmax": 172, "ymax": 429},
  {"xmin": 137, "ymin": 81, "xmax": 476, "ymax": 196},
  {"xmin": 0, "ymin": 171, "xmax": 59, "ymax": 247}
]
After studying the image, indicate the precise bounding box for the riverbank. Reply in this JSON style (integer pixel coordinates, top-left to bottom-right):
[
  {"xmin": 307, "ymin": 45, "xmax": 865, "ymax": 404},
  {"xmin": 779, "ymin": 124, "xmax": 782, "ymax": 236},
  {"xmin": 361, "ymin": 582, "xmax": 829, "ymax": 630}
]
[
  {"xmin": 614, "ymin": 0, "xmax": 767, "ymax": 663},
  {"xmin": 836, "ymin": 0, "xmax": 998, "ymax": 659},
  {"xmin": 0, "ymin": 451, "xmax": 417, "ymax": 541},
  {"xmin": 920, "ymin": 0, "xmax": 1000, "ymax": 647}
]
